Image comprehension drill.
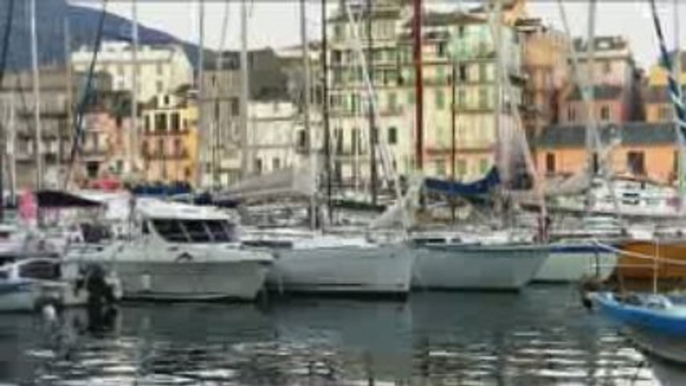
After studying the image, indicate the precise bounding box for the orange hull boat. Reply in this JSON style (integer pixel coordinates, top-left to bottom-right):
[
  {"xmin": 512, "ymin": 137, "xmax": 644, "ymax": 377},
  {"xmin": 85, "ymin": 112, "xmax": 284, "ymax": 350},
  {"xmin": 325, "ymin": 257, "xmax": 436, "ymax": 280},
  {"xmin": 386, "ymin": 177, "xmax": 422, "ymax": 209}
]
[{"xmin": 618, "ymin": 240, "xmax": 686, "ymax": 280}]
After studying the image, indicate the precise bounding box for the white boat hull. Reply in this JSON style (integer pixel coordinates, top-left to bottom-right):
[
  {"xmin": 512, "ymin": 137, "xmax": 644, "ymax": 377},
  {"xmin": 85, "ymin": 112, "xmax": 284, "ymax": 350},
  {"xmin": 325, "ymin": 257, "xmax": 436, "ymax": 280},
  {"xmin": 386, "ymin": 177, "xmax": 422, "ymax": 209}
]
[
  {"xmin": 0, "ymin": 281, "xmax": 40, "ymax": 312},
  {"xmin": 114, "ymin": 260, "xmax": 271, "ymax": 301},
  {"xmin": 412, "ymin": 243, "xmax": 549, "ymax": 290},
  {"xmin": 66, "ymin": 243, "xmax": 273, "ymax": 301},
  {"xmin": 534, "ymin": 243, "xmax": 617, "ymax": 283},
  {"xmin": 266, "ymin": 244, "xmax": 414, "ymax": 295}
]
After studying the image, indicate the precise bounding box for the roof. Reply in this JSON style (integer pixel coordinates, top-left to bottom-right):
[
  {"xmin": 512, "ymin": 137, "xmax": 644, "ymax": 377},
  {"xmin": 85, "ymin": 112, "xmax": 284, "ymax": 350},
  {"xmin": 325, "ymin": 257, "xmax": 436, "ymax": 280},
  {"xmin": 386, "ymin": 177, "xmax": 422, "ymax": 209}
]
[
  {"xmin": 537, "ymin": 122, "xmax": 676, "ymax": 149},
  {"xmin": 573, "ymin": 36, "xmax": 629, "ymax": 52},
  {"xmin": 329, "ymin": 7, "xmax": 402, "ymax": 23},
  {"xmin": 401, "ymin": 11, "xmax": 486, "ymax": 28},
  {"xmin": 567, "ymin": 85, "xmax": 624, "ymax": 101}
]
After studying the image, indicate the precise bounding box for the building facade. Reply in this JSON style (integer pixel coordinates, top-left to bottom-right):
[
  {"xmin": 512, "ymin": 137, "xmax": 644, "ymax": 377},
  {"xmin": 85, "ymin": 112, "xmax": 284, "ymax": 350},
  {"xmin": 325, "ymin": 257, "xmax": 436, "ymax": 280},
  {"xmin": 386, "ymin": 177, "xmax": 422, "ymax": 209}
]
[
  {"xmin": 71, "ymin": 41, "xmax": 194, "ymax": 104},
  {"xmin": 644, "ymin": 51, "xmax": 685, "ymax": 123},
  {"xmin": 140, "ymin": 93, "xmax": 198, "ymax": 185},
  {"xmin": 326, "ymin": 1, "xmax": 526, "ymax": 186},
  {"xmin": 0, "ymin": 66, "xmax": 113, "ymax": 189},
  {"xmin": 537, "ymin": 122, "xmax": 678, "ymax": 184}
]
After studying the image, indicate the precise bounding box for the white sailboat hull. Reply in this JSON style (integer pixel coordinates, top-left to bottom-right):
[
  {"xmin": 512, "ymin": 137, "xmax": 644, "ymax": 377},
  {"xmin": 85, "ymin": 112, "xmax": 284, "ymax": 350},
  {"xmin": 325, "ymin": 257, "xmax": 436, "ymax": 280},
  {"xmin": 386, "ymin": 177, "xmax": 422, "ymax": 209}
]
[
  {"xmin": 412, "ymin": 244, "xmax": 549, "ymax": 290},
  {"xmin": 0, "ymin": 281, "xmax": 40, "ymax": 312},
  {"xmin": 266, "ymin": 244, "xmax": 414, "ymax": 295},
  {"xmin": 534, "ymin": 243, "xmax": 617, "ymax": 282}
]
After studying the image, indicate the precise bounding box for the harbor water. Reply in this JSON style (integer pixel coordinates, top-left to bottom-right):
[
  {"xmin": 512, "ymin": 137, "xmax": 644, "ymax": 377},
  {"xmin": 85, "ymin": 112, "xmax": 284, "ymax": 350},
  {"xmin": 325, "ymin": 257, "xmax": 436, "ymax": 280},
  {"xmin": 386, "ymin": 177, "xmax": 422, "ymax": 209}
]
[{"xmin": 0, "ymin": 285, "xmax": 673, "ymax": 385}]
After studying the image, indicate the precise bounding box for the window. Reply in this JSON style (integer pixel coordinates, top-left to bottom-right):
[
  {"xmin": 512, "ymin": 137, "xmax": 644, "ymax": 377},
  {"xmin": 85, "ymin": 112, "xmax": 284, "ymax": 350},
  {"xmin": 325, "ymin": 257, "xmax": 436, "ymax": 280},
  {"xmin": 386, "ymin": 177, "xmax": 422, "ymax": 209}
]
[
  {"xmin": 157, "ymin": 138, "xmax": 164, "ymax": 156},
  {"xmin": 152, "ymin": 219, "xmax": 188, "ymax": 242},
  {"xmin": 458, "ymin": 26, "xmax": 466, "ymax": 38},
  {"xmin": 174, "ymin": 138, "xmax": 182, "ymax": 156},
  {"xmin": 458, "ymin": 65, "xmax": 467, "ymax": 82},
  {"xmin": 352, "ymin": 128, "xmax": 359, "ymax": 153},
  {"xmin": 478, "ymin": 88, "xmax": 488, "ymax": 109},
  {"xmin": 545, "ymin": 153, "xmax": 556, "ymax": 173},
  {"xmin": 205, "ymin": 220, "xmax": 235, "ymax": 242},
  {"xmin": 297, "ymin": 130, "xmax": 307, "ymax": 149},
  {"xmin": 436, "ymin": 67, "xmax": 445, "ymax": 83},
  {"xmin": 457, "ymin": 88, "xmax": 466, "ymax": 108},
  {"xmin": 254, "ymin": 158, "xmax": 263, "ymax": 173},
  {"xmin": 170, "ymin": 112, "xmax": 180, "ymax": 132},
  {"xmin": 435, "ymin": 90, "xmax": 445, "ymax": 110},
  {"xmin": 457, "ymin": 159, "xmax": 467, "ymax": 176},
  {"xmin": 334, "ymin": 25, "xmax": 343, "ymax": 40},
  {"xmin": 388, "ymin": 126, "xmax": 398, "ymax": 145},
  {"xmin": 435, "ymin": 160, "xmax": 446, "ymax": 176},
  {"xmin": 163, "ymin": 95, "xmax": 170, "ymax": 106},
  {"xmin": 18, "ymin": 260, "xmax": 59, "ymax": 280},
  {"xmin": 600, "ymin": 105, "xmax": 610, "ymax": 121},
  {"xmin": 180, "ymin": 220, "xmax": 211, "ymax": 242},
  {"xmin": 437, "ymin": 42, "xmax": 446, "ymax": 57},
  {"xmin": 602, "ymin": 61, "xmax": 611, "ymax": 74},
  {"xmin": 155, "ymin": 113, "xmax": 167, "ymax": 131},
  {"xmin": 230, "ymin": 98, "xmax": 240, "ymax": 116},
  {"xmin": 388, "ymin": 92, "xmax": 398, "ymax": 112},
  {"xmin": 479, "ymin": 64, "xmax": 487, "ymax": 81},
  {"xmin": 568, "ymin": 107, "xmax": 577, "ymax": 122},
  {"xmin": 144, "ymin": 115, "xmax": 150, "ymax": 132},
  {"xmin": 659, "ymin": 106, "xmax": 672, "ymax": 121},
  {"xmin": 272, "ymin": 157, "xmax": 281, "ymax": 170},
  {"xmin": 627, "ymin": 151, "xmax": 645, "ymax": 175},
  {"xmin": 479, "ymin": 158, "xmax": 489, "ymax": 173}
]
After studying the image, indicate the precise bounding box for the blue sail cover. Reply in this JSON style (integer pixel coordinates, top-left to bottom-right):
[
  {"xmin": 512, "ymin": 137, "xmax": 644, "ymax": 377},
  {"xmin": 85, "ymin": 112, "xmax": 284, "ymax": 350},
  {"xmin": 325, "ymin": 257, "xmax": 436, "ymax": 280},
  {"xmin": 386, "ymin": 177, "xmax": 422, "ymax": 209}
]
[{"xmin": 424, "ymin": 167, "xmax": 500, "ymax": 197}]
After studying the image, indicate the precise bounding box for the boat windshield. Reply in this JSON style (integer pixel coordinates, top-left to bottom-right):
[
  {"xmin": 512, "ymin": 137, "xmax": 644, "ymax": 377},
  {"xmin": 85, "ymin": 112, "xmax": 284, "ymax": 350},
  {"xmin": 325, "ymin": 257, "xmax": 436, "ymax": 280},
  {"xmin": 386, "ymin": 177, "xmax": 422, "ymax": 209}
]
[
  {"xmin": 18, "ymin": 260, "xmax": 60, "ymax": 280},
  {"xmin": 151, "ymin": 219, "xmax": 237, "ymax": 243}
]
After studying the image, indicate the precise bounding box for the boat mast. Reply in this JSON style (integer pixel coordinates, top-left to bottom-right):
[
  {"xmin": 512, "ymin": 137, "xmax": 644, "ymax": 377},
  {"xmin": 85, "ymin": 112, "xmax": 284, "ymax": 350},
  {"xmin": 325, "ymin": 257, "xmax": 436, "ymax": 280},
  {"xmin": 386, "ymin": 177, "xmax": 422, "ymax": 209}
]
[
  {"xmin": 30, "ymin": 0, "xmax": 43, "ymax": 190},
  {"xmin": 195, "ymin": 0, "xmax": 205, "ymax": 189},
  {"xmin": 674, "ymin": 0, "xmax": 684, "ymax": 204},
  {"xmin": 450, "ymin": 54, "xmax": 457, "ymax": 223},
  {"xmin": 130, "ymin": 0, "xmax": 139, "ymax": 178},
  {"xmin": 584, "ymin": 0, "xmax": 597, "ymax": 217},
  {"xmin": 239, "ymin": 0, "xmax": 251, "ymax": 179},
  {"xmin": 412, "ymin": 0, "xmax": 423, "ymax": 173},
  {"xmin": 366, "ymin": 0, "xmax": 377, "ymax": 206},
  {"xmin": 8, "ymin": 92, "xmax": 15, "ymax": 206},
  {"xmin": 63, "ymin": 14, "xmax": 72, "ymax": 188},
  {"xmin": 301, "ymin": 0, "xmax": 316, "ymax": 230},
  {"xmin": 322, "ymin": 0, "xmax": 333, "ymax": 222}
]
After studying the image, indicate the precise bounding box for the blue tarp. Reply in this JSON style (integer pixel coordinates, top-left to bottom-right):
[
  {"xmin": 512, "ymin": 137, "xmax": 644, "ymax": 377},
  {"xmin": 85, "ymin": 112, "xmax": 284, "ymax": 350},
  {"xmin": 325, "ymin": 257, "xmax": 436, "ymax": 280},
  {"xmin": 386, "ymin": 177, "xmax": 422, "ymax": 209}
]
[
  {"xmin": 129, "ymin": 183, "xmax": 192, "ymax": 197},
  {"xmin": 424, "ymin": 167, "xmax": 500, "ymax": 197}
]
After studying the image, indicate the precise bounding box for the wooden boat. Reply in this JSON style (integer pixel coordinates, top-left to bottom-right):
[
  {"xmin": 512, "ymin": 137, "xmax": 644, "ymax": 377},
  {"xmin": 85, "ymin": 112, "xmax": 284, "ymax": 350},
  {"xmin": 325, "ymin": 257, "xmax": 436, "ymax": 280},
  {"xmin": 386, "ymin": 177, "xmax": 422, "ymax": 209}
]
[{"xmin": 616, "ymin": 235, "xmax": 686, "ymax": 283}]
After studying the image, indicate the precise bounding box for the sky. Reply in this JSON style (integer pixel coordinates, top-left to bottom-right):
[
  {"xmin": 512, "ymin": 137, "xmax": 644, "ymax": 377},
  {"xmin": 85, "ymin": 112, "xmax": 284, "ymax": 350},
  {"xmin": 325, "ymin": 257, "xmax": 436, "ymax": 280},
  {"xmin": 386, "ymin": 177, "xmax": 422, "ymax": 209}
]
[{"xmin": 70, "ymin": 0, "xmax": 686, "ymax": 68}]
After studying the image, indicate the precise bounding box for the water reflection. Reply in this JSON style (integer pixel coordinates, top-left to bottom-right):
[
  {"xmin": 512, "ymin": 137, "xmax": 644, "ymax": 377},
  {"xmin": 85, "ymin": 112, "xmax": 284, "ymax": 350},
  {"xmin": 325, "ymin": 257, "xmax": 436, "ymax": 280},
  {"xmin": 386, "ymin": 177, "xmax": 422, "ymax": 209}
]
[{"xmin": 0, "ymin": 286, "xmax": 674, "ymax": 385}]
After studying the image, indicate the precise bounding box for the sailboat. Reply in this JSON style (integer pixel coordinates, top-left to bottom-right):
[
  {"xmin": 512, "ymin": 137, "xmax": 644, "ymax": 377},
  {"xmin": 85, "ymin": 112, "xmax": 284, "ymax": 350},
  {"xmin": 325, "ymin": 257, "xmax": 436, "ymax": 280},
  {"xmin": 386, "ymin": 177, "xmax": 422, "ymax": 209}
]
[
  {"xmin": 609, "ymin": 0, "xmax": 686, "ymax": 285},
  {"xmin": 403, "ymin": 1, "xmax": 548, "ymax": 291},
  {"xmin": 229, "ymin": 0, "xmax": 414, "ymax": 297}
]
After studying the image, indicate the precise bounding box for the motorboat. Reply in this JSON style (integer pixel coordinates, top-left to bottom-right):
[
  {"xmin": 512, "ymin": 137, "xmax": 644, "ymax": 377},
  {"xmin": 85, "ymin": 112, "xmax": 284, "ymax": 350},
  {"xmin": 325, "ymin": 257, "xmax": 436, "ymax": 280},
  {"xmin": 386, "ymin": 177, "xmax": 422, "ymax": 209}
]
[
  {"xmin": 591, "ymin": 292, "xmax": 686, "ymax": 364},
  {"xmin": 0, "ymin": 257, "xmax": 120, "ymax": 312},
  {"xmin": 242, "ymin": 228, "xmax": 414, "ymax": 297},
  {"xmin": 64, "ymin": 198, "xmax": 274, "ymax": 301}
]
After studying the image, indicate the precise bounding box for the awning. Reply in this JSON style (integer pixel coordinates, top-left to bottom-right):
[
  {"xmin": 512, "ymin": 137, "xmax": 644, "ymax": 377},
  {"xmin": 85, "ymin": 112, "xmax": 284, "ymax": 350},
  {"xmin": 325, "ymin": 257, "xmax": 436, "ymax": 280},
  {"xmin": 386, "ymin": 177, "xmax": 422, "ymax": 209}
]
[{"xmin": 34, "ymin": 190, "xmax": 103, "ymax": 208}]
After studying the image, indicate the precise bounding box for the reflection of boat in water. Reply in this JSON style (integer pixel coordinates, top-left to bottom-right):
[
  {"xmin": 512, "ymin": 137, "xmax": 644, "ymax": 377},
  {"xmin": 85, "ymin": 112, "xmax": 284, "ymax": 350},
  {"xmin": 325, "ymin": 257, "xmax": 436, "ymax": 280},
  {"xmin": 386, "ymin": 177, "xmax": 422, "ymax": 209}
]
[
  {"xmin": 646, "ymin": 355, "xmax": 686, "ymax": 386},
  {"xmin": 591, "ymin": 292, "xmax": 686, "ymax": 365}
]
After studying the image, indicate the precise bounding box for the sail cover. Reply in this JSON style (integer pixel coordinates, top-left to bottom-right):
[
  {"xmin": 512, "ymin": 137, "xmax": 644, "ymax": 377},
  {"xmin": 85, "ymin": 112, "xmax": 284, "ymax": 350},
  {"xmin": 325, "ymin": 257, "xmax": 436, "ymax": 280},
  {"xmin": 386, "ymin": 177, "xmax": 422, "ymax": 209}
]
[
  {"xmin": 424, "ymin": 167, "xmax": 500, "ymax": 197},
  {"xmin": 218, "ymin": 165, "xmax": 316, "ymax": 201}
]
